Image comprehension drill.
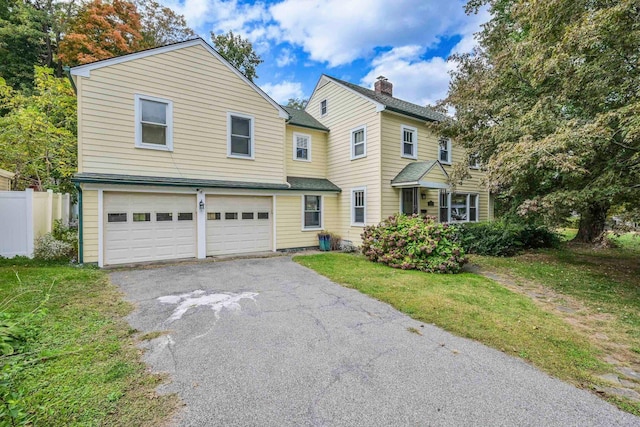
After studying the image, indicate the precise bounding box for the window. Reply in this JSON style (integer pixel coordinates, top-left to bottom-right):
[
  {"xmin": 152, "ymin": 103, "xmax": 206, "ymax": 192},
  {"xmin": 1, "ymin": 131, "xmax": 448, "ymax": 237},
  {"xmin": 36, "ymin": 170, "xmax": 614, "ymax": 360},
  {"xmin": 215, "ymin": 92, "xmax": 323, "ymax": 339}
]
[
  {"xmin": 108, "ymin": 213, "xmax": 127, "ymax": 223},
  {"xmin": 228, "ymin": 113, "xmax": 254, "ymax": 158},
  {"xmin": 351, "ymin": 126, "xmax": 366, "ymax": 160},
  {"xmin": 320, "ymin": 99, "xmax": 327, "ymax": 116},
  {"xmin": 352, "ymin": 187, "xmax": 366, "ymax": 226},
  {"xmin": 135, "ymin": 94, "xmax": 173, "ymax": 151},
  {"xmin": 440, "ymin": 192, "xmax": 479, "ymax": 223},
  {"xmin": 401, "ymin": 125, "xmax": 417, "ymax": 159},
  {"xmin": 439, "ymin": 137, "xmax": 451, "ymax": 164},
  {"xmin": 242, "ymin": 212, "xmax": 254, "ymax": 220},
  {"xmin": 156, "ymin": 212, "xmax": 173, "ymax": 221},
  {"xmin": 257, "ymin": 212, "xmax": 269, "ymax": 220},
  {"xmin": 178, "ymin": 212, "xmax": 193, "ymax": 221},
  {"xmin": 303, "ymin": 196, "xmax": 322, "ymax": 229},
  {"xmin": 225, "ymin": 212, "xmax": 238, "ymax": 220},
  {"xmin": 207, "ymin": 212, "xmax": 221, "ymax": 220},
  {"xmin": 469, "ymin": 153, "xmax": 480, "ymax": 169},
  {"xmin": 293, "ymin": 133, "xmax": 311, "ymax": 161},
  {"xmin": 133, "ymin": 213, "xmax": 151, "ymax": 222}
]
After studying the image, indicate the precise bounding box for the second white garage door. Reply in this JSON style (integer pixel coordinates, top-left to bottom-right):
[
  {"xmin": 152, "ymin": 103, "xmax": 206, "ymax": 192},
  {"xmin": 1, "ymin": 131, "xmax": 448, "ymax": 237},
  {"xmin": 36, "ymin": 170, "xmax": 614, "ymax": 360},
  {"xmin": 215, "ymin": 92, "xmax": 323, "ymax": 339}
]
[
  {"xmin": 104, "ymin": 192, "xmax": 197, "ymax": 265},
  {"xmin": 206, "ymin": 196, "xmax": 272, "ymax": 256}
]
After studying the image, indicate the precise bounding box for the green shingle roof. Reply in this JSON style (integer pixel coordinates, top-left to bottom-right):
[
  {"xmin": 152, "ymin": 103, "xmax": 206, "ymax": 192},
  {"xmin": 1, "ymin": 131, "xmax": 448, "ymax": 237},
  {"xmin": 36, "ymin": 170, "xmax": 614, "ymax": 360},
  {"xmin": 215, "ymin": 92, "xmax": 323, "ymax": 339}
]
[
  {"xmin": 286, "ymin": 176, "xmax": 341, "ymax": 192},
  {"xmin": 73, "ymin": 173, "xmax": 291, "ymax": 190},
  {"xmin": 326, "ymin": 75, "xmax": 447, "ymax": 123},
  {"xmin": 282, "ymin": 106, "xmax": 329, "ymax": 131},
  {"xmin": 391, "ymin": 161, "xmax": 447, "ymax": 184}
]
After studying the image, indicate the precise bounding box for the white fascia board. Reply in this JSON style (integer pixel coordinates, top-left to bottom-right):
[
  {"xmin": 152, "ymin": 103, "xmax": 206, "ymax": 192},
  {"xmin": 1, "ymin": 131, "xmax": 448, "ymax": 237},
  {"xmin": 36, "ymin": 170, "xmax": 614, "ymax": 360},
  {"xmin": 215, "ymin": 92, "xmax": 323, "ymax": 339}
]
[
  {"xmin": 314, "ymin": 75, "xmax": 386, "ymax": 112},
  {"xmin": 70, "ymin": 38, "xmax": 289, "ymax": 120},
  {"xmin": 0, "ymin": 168, "xmax": 15, "ymax": 179},
  {"xmin": 418, "ymin": 181, "xmax": 449, "ymax": 189}
]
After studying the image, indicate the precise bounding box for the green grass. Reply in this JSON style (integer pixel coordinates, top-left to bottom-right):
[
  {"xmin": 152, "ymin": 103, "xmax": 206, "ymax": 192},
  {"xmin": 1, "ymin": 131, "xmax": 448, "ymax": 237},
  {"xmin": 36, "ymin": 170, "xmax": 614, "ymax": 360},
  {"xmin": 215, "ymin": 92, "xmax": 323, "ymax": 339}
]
[
  {"xmin": 295, "ymin": 252, "xmax": 640, "ymax": 415},
  {"xmin": 0, "ymin": 258, "xmax": 178, "ymax": 426}
]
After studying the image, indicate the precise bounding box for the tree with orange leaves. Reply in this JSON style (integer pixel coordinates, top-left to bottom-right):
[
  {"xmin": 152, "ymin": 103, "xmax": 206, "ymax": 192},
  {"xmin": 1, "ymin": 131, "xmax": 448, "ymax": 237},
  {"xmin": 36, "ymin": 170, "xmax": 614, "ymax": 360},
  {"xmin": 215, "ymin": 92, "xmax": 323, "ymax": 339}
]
[{"xmin": 58, "ymin": 0, "xmax": 143, "ymax": 66}]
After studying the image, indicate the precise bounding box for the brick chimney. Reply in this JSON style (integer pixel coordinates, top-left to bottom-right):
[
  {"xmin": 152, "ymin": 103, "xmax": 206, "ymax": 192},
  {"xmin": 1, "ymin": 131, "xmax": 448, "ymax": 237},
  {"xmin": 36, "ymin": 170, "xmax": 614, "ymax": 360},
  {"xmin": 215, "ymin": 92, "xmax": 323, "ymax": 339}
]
[{"xmin": 374, "ymin": 75, "xmax": 393, "ymax": 97}]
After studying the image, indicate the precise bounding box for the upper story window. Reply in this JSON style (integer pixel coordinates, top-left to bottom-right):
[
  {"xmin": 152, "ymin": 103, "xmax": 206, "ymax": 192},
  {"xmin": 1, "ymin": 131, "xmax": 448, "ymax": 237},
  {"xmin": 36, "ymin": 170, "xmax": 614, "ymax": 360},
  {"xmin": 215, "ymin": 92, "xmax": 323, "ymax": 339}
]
[
  {"xmin": 303, "ymin": 195, "xmax": 322, "ymax": 229},
  {"xmin": 351, "ymin": 187, "xmax": 366, "ymax": 226},
  {"xmin": 469, "ymin": 153, "xmax": 480, "ymax": 169},
  {"xmin": 439, "ymin": 137, "xmax": 451, "ymax": 164},
  {"xmin": 228, "ymin": 112, "xmax": 254, "ymax": 159},
  {"xmin": 293, "ymin": 132, "xmax": 311, "ymax": 161},
  {"xmin": 401, "ymin": 125, "xmax": 417, "ymax": 159},
  {"xmin": 135, "ymin": 94, "xmax": 173, "ymax": 151},
  {"xmin": 320, "ymin": 99, "xmax": 327, "ymax": 116},
  {"xmin": 351, "ymin": 126, "xmax": 367, "ymax": 160}
]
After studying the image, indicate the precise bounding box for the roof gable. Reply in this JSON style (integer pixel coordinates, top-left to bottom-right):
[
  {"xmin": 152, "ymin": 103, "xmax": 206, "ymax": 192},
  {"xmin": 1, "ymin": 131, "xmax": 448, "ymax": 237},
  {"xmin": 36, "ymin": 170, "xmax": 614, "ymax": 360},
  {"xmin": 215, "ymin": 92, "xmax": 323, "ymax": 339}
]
[
  {"xmin": 391, "ymin": 161, "xmax": 449, "ymax": 186},
  {"xmin": 70, "ymin": 38, "xmax": 289, "ymax": 119}
]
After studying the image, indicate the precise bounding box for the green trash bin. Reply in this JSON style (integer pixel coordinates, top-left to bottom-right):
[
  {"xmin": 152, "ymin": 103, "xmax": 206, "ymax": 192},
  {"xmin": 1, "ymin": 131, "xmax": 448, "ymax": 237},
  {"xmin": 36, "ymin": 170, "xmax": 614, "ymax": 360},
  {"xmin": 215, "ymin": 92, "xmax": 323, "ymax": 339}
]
[{"xmin": 318, "ymin": 234, "xmax": 330, "ymax": 251}]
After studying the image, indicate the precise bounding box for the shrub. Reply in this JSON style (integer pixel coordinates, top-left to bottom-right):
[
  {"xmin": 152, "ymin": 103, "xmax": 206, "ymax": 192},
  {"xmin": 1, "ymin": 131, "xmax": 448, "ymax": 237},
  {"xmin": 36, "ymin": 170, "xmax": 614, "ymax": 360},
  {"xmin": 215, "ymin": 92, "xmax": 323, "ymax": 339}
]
[
  {"xmin": 33, "ymin": 234, "xmax": 75, "ymax": 261},
  {"xmin": 361, "ymin": 215, "xmax": 466, "ymax": 273},
  {"xmin": 458, "ymin": 220, "xmax": 560, "ymax": 256}
]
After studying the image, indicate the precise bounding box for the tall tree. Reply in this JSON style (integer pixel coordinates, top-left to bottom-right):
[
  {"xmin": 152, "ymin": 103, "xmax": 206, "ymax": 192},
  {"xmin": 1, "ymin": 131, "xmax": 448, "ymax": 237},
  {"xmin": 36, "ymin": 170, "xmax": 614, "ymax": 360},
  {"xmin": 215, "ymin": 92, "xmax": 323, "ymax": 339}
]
[
  {"xmin": 136, "ymin": 0, "xmax": 195, "ymax": 48},
  {"xmin": 436, "ymin": 0, "xmax": 640, "ymax": 243},
  {"xmin": 211, "ymin": 30, "xmax": 262, "ymax": 81},
  {"xmin": 0, "ymin": 67, "xmax": 77, "ymax": 193},
  {"xmin": 58, "ymin": 0, "xmax": 143, "ymax": 65},
  {"xmin": 286, "ymin": 98, "xmax": 308, "ymax": 110}
]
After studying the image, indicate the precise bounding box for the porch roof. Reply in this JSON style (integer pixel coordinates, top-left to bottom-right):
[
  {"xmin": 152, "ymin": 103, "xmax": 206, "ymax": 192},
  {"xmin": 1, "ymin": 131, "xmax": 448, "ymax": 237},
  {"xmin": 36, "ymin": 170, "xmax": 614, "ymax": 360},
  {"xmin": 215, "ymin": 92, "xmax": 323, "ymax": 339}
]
[{"xmin": 391, "ymin": 160, "xmax": 449, "ymax": 188}]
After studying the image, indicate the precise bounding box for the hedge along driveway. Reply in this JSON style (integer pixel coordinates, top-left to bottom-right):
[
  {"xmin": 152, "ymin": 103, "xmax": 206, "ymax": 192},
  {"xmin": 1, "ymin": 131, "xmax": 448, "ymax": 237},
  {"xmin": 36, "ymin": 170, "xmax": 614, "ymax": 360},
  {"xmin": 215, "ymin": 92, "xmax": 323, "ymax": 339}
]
[{"xmin": 294, "ymin": 253, "xmax": 640, "ymax": 416}]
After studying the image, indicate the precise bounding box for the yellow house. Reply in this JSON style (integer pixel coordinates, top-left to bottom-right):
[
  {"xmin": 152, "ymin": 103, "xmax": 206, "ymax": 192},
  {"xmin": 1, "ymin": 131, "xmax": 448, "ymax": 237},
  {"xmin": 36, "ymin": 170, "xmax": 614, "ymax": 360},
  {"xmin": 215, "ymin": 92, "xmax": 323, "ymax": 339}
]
[
  {"xmin": 0, "ymin": 168, "xmax": 14, "ymax": 191},
  {"xmin": 70, "ymin": 38, "xmax": 492, "ymax": 266}
]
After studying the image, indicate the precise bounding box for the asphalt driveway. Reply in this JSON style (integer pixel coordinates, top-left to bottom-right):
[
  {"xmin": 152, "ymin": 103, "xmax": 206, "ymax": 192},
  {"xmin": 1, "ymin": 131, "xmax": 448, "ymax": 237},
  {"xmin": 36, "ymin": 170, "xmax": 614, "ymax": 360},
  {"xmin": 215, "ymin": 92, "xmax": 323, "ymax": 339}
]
[{"xmin": 109, "ymin": 257, "xmax": 639, "ymax": 426}]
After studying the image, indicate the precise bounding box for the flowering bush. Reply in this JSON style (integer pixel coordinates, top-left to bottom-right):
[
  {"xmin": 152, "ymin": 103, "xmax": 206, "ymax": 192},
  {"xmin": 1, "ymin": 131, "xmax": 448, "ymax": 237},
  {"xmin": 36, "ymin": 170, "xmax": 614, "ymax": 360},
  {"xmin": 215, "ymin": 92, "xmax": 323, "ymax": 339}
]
[
  {"xmin": 361, "ymin": 215, "xmax": 466, "ymax": 273},
  {"xmin": 33, "ymin": 234, "xmax": 75, "ymax": 261}
]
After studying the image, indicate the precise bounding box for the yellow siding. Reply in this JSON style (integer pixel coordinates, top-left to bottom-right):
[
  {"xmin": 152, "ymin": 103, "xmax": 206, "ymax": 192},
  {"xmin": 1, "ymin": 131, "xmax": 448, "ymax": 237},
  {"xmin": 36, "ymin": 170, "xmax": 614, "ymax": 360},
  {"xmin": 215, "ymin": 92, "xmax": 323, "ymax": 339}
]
[
  {"xmin": 380, "ymin": 112, "xmax": 490, "ymax": 221},
  {"xmin": 307, "ymin": 80, "xmax": 381, "ymax": 245},
  {"xmin": 276, "ymin": 195, "xmax": 338, "ymax": 249},
  {"xmin": 0, "ymin": 177, "xmax": 10, "ymax": 191},
  {"xmin": 82, "ymin": 189, "xmax": 99, "ymax": 263},
  {"xmin": 77, "ymin": 44, "xmax": 286, "ymax": 184},
  {"xmin": 284, "ymin": 126, "xmax": 328, "ymax": 178}
]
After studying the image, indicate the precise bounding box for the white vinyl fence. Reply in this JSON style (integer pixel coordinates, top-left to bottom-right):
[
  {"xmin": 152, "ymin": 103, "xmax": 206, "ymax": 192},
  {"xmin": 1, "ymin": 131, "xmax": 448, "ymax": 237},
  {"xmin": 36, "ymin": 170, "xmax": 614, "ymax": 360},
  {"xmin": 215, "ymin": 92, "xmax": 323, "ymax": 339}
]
[{"xmin": 0, "ymin": 189, "xmax": 70, "ymax": 258}]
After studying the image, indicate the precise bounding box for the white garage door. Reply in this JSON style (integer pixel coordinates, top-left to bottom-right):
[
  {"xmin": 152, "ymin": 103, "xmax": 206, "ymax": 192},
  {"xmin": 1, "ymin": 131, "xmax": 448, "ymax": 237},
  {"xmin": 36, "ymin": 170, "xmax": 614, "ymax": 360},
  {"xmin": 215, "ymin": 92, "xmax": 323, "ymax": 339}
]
[
  {"xmin": 206, "ymin": 196, "xmax": 272, "ymax": 256},
  {"xmin": 104, "ymin": 192, "xmax": 197, "ymax": 265}
]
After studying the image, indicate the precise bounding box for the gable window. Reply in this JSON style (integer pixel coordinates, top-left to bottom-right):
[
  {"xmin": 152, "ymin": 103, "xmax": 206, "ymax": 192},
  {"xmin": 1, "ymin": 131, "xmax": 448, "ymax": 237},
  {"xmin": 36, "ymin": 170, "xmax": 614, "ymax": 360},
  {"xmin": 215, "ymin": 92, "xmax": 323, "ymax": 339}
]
[
  {"xmin": 303, "ymin": 195, "xmax": 322, "ymax": 229},
  {"xmin": 351, "ymin": 126, "xmax": 367, "ymax": 160},
  {"xmin": 320, "ymin": 99, "xmax": 327, "ymax": 116},
  {"xmin": 135, "ymin": 94, "xmax": 173, "ymax": 151},
  {"xmin": 439, "ymin": 137, "xmax": 451, "ymax": 164},
  {"xmin": 228, "ymin": 113, "xmax": 254, "ymax": 159},
  {"xmin": 401, "ymin": 125, "xmax": 417, "ymax": 159},
  {"xmin": 352, "ymin": 187, "xmax": 366, "ymax": 226},
  {"xmin": 293, "ymin": 132, "xmax": 311, "ymax": 161}
]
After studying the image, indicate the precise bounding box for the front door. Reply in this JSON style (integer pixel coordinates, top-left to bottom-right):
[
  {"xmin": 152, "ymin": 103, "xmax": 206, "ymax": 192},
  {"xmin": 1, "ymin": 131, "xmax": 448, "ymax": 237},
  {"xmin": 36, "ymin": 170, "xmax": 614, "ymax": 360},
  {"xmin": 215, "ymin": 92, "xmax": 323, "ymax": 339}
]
[{"xmin": 402, "ymin": 188, "xmax": 418, "ymax": 215}]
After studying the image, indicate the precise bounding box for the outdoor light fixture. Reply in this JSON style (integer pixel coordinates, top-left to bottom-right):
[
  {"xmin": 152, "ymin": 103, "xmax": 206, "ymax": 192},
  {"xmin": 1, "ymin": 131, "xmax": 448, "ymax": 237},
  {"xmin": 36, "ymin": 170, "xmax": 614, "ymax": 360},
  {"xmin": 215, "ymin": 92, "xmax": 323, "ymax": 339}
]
[
  {"xmin": 199, "ymin": 200, "xmax": 205, "ymax": 211},
  {"xmin": 421, "ymin": 193, "xmax": 427, "ymax": 200}
]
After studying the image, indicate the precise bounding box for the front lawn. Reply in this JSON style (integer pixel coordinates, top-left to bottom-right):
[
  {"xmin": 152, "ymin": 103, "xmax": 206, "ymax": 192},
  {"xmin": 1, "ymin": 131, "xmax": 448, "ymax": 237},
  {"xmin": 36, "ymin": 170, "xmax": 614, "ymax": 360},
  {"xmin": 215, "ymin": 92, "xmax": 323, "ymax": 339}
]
[
  {"xmin": 295, "ymin": 250, "xmax": 640, "ymax": 415},
  {"xmin": 0, "ymin": 258, "xmax": 178, "ymax": 425}
]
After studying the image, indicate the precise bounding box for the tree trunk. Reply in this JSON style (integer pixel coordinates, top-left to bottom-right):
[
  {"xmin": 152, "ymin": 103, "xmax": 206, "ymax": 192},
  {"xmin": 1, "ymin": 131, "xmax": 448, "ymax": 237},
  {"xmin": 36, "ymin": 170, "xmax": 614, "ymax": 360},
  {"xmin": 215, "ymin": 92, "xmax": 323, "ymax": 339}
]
[{"xmin": 574, "ymin": 202, "xmax": 609, "ymax": 243}]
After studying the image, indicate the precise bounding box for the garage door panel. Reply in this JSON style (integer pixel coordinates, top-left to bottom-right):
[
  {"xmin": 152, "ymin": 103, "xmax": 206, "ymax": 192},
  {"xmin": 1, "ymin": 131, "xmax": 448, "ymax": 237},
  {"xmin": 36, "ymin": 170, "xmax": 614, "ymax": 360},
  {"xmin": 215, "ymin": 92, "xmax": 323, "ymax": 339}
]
[
  {"xmin": 206, "ymin": 196, "xmax": 272, "ymax": 256},
  {"xmin": 104, "ymin": 193, "xmax": 197, "ymax": 265}
]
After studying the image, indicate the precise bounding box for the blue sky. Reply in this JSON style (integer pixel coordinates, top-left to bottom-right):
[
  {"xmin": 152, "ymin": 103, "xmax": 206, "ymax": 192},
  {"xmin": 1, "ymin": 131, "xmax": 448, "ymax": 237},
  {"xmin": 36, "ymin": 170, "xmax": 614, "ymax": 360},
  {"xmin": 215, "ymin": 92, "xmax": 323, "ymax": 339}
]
[{"xmin": 159, "ymin": 0, "xmax": 490, "ymax": 106}]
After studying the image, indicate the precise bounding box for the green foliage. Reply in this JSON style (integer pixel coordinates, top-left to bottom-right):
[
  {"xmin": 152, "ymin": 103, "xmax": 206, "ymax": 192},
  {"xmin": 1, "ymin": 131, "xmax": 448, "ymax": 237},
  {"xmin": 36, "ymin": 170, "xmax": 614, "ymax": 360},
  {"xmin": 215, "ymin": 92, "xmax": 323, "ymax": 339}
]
[
  {"xmin": 136, "ymin": 0, "xmax": 195, "ymax": 48},
  {"xmin": 436, "ymin": 0, "xmax": 640, "ymax": 242},
  {"xmin": 33, "ymin": 234, "xmax": 75, "ymax": 261},
  {"xmin": 361, "ymin": 215, "xmax": 466, "ymax": 273},
  {"xmin": 0, "ymin": 67, "xmax": 77, "ymax": 193},
  {"xmin": 211, "ymin": 30, "xmax": 263, "ymax": 81},
  {"xmin": 458, "ymin": 220, "xmax": 560, "ymax": 256},
  {"xmin": 286, "ymin": 98, "xmax": 308, "ymax": 110}
]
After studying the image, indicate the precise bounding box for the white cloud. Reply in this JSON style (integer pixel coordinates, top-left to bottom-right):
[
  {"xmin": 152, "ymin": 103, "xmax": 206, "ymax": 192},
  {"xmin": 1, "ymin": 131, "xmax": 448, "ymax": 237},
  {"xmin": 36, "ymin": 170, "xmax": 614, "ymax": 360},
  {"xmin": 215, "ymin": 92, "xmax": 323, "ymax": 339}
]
[
  {"xmin": 359, "ymin": 45, "xmax": 455, "ymax": 106},
  {"xmin": 270, "ymin": 0, "xmax": 469, "ymax": 67},
  {"xmin": 276, "ymin": 48, "xmax": 295, "ymax": 67},
  {"xmin": 450, "ymin": 6, "xmax": 490, "ymax": 55},
  {"xmin": 260, "ymin": 81, "xmax": 304, "ymax": 103}
]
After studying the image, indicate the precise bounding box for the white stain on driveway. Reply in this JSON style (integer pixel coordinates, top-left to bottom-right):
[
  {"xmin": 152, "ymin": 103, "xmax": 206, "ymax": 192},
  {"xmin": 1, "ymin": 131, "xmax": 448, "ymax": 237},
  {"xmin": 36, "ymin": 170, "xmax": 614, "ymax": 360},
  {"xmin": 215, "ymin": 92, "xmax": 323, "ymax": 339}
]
[{"xmin": 158, "ymin": 290, "xmax": 258, "ymax": 323}]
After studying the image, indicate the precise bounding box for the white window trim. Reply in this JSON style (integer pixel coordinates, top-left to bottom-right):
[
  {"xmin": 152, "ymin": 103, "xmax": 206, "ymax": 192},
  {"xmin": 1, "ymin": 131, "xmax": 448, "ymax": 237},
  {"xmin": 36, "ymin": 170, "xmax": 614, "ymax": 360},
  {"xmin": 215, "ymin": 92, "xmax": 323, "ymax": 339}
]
[
  {"xmin": 351, "ymin": 186, "xmax": 367, "ymax": 226},
  {"xmin": 446, "ymin": 192, "xmax": 479, "ymax": 223},
  {"xmin": 293, "ymin": 132, "xmax": 312, "ymax": 162},
  {"xmin": 320, "ymin": 99, "xmax": 328, "ymax": 117},
  {"xmin": 469, "ymin": 153, "xmax": 481, "ymax": 169},
  {"xmin": 227, "ymin": 111, "xmax": 255, "ymax": 160},
  {"xmin": 351, "ymin": 125, "xmax": 367, "ymax": 160},
  {"xmin": 134, "ymin": 94, "xmax": 173, "ymax": 151},
  {"xmin": 439, "ymin": 138, "xmax": 452, "ymax": 165},
  {"xmin": 400, "ymin": 125, "xmax": 418, "ymax": 159},
  {"xmin": 301, "ymin": 195, "xmax": 323, "ymax": 231}
]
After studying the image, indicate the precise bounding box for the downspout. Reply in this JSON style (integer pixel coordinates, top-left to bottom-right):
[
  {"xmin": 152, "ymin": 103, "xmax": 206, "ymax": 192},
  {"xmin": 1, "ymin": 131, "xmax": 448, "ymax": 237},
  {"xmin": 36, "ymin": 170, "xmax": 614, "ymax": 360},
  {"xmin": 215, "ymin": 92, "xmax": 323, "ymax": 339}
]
[
  {"xmin": 75, "ymin": 183, "xmax": 83, "ymax": 264},
  {"xmin": 63, "ymin": 66, "xmax": 77, "ymax": 94}
]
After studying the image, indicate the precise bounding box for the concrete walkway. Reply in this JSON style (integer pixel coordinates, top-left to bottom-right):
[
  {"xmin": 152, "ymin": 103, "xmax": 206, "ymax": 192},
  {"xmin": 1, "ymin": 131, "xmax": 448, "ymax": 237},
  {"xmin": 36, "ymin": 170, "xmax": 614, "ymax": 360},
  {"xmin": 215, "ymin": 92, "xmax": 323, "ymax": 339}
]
[{"xmin": 110, "ymin": 257, "xmax": 640, "ymax": 426}]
